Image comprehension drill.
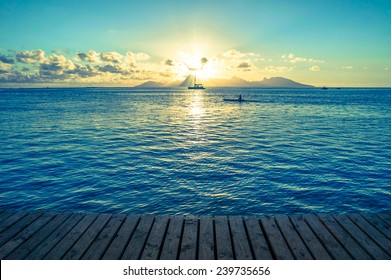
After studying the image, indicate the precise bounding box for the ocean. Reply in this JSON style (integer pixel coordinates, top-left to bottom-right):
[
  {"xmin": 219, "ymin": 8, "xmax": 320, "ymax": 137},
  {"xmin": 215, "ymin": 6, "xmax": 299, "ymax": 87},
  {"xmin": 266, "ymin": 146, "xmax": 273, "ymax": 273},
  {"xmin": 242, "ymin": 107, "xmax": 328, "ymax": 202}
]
[{"xmin": 0, "ymin": 87, "xmax": 390, "ymax": 215}]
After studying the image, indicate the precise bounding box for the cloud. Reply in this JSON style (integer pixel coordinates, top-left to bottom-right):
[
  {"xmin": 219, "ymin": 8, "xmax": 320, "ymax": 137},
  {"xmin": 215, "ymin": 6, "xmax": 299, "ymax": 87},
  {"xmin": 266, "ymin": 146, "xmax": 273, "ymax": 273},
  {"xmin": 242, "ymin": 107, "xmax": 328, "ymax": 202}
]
[
  {"xmin": 342, "ymin": 66, "xmax": 353, "ymax": 70},
  {"xmin": 39, "ymin": 54, "xmax": 75, "ymax": 78},
  {"xmin": 200, "ymin": 57, "xmax": 208, "ymax": 65},
  {"xmin": 385, "ymin": 67, "xmax": 389, "ymax": 71},
  {"xmin": 72, "ymin": 63, "xmax": 100, "ymax": 78},
  {"xmin": 125, "ymin": 52, "xmax": 150, "ymax": 64},
  {"xmin": 16, "ymin": 49, "xmax": 45, "ymax": 63},
  {"xmin": 283, "ymin": 53, "xmax": 324, "ymax": 64},
  {"xmin": 97, "ymin": 63, "xmax": 131, "ymax": 74},
  {"xmin": 309, "ymin": 65, "xmax": 321, "ymax": 71},
  {"xmin": 185, "ymin": 57, "xmax": 209, "ymax": 71},
  {"xmin": 100, "ymin": 52, "xmax": 123, "ymax": 63},
  {"xmin": 233, "ymin": 61, "xmax": 253, "ymax": 71},
  {"xmin": 223, "ymin": 49, "xmax": 245, "ymax": 58},
  {"xmin": 0, "ymin": 62, "xmax": 12, "ymax": 73},
  {"xmin": 76, "ymin": 50, "xmax": 100, "ymax": 63},
  {"xmin": 264, "ymin": 66, "xmax": 292, "ymax": 73},
  {"xmin": 163, "ymin": 59, "xmax": 175, "ymax": 66},
  {"xmin": 0, "ymin": 54, "xmax": 15, "ymax": 64}
]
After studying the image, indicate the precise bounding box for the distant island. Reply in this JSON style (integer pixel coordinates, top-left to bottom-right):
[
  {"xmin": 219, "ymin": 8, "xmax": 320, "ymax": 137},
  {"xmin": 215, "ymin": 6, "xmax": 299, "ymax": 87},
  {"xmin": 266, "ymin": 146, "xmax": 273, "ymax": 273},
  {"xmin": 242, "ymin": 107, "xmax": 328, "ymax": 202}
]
[{"xmin": 135, "ymin": 75, "xmax": 314, "ymax": 88}]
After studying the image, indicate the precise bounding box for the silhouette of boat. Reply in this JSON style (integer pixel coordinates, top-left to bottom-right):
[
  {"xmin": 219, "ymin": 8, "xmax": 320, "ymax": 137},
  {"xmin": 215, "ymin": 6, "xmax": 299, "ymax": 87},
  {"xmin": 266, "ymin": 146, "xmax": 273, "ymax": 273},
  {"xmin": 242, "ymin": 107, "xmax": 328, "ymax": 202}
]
[
  {"xmin": 188, "ymin": 75, "xmax": 205, "ymax": 89},
  {"xmin": 223, "ymin": 95, "xmax": 260, "ymax": 103}
]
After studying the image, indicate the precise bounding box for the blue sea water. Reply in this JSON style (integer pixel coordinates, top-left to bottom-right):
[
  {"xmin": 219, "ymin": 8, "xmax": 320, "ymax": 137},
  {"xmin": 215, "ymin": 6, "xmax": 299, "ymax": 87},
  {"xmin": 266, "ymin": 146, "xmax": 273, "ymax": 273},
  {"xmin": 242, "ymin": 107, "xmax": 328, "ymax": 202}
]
[{"xmin": 0, "ymin": 87, "xmax": 390, "ymax": 215}]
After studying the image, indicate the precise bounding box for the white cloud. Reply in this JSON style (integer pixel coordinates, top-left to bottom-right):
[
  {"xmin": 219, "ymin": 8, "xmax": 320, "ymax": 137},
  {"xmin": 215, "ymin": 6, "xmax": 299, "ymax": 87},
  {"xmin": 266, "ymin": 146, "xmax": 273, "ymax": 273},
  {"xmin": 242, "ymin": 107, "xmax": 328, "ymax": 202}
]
[
  {"xmin": 223, "ymin": 49, "xmax": 245, "ymax": 58},
  {"xmin": 100, "ymin": 52, "xmax": 123, "ymax": 63},
  {"xmin": 125, "ymin": 52, "xmax": 150, "ymax": 64},
  {"xmin": 384, "ymin": 67, "xmax": 389, "ymax": 71},
  {"xmin": 16, "ymin": 49, "xmax": 45, "ymax": 63},
  {"xmin": 309, "ymin": 65, "xmax": 321, "ymax": 71},
  {"xmin": 0, "ymin": 62, "xmax": 12, "ymax": 73},
  {"xmin": 264, "ymin": 66, "xmax": 292, "ymax": 73},
  {"xmin": 163, "ymin": 59, "xmax": 175, "ymax": 66},
  {"xmin": 76, "ymin": 50, "xmax": 100, "ymax": 63},
  {"xmin": 39, "ymin": 54, "xmax": 75, "ymax": 78},
  {"xmin": 233, "ymin": 61, "xmax": 254, "ymax": 71},
  {"xmin": 342, "ymin": 66, "xmax": 353, "ymax": 70},
  {"xmin": 283, "ymin": 53, "xmax": 324, "ymax": 64}
]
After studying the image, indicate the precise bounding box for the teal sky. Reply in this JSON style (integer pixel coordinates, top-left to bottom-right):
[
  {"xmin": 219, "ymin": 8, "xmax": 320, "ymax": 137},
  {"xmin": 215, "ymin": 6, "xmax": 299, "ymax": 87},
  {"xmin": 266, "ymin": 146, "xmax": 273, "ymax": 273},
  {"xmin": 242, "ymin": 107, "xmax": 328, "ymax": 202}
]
[{"xmin": 1, "ymin": 0, "xmax": 391, "ymax": 87}]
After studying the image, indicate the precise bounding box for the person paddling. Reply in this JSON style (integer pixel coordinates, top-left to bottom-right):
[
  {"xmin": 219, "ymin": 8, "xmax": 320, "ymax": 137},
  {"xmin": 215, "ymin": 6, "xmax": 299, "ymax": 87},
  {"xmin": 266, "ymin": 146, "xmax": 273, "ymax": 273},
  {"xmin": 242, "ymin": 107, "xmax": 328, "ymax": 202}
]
[{"xmin": 239, "ymin": 94, "xmax": 243, "ymax": 101}]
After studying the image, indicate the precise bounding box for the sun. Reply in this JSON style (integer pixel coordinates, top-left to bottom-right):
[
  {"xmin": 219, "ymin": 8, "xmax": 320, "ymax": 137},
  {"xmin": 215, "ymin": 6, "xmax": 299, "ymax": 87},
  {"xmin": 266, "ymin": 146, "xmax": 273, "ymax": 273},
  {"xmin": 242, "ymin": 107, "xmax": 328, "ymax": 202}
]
[{"xmin": 175, "ymin": 51, "xmax": 221, "ymax": 81}]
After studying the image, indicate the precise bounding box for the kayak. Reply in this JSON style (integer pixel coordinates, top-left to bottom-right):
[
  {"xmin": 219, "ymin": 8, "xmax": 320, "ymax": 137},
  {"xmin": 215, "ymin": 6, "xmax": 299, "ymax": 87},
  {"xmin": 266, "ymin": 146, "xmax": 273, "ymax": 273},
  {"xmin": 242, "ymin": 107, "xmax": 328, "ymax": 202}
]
[{"xmin": 223, "ymin": 99, "xmax": 260, "ymax": 103}]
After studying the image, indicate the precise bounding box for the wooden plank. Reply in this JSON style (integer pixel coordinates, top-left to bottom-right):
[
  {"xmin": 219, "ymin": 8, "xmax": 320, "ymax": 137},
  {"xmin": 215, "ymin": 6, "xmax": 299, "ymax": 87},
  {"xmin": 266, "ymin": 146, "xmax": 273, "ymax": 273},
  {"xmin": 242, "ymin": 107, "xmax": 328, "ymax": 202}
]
[
  {"xmin": 0, "ymin": 211, "xmax": 16, "ymax": 224},
  {"xmin": 333, "ymin": 214, "xmax": 389, "ymax": 259},
  {"xmin": 0, "ymin": 211, "xmax": 44, "ymax": 247},
  {"xmin": 44, "ymin": 213, "xmax": 98, "ymax": 260},
  {"xmin": 81, "ymin": 214, "xmax": 126, "ymax": 260},
  {"xmin": 5, "ymin": 213, "xmax": 71, "ymax": 260},
  {"xmin": 159, "ymin": 215, "xmax": 184, "ymax": 260},
  {"xmin": 229, "ymin": 216, "xmax": 253, "ymax": 260},
  {"xmin": 121, "ymin": 215, "xmax": 155, "ymax": 260},
  {"xmin": 102, "ymin": 215, "xmax": 140, "ymax": 260},
  {"xmin": 347, "ymin": 214, "xmax": 391, "ymax": 257},
  {"xmin": 260, "ymin": 216, "xmax": 294, "ymax": 260},
  {"xmin": 198, "ymin": 216, "xmax": 215, "ymax": 260},
  {"xmin": 0, "ymin": 212, "xmax": 55, "ymax": 259},
  {"xmin": 141, "ymin": 216, "xmax": 170, "ymax": 260},
  {"xmin": 363, "ymin": 214, "xmax": 391, "ymax": 240},
  {"xmin": 289, "ymin": 215, "xmax": 331, "ymax": 260},
  {"xmin": 62, "ymin": 213, "xmax": 112, "ymax": 260},
  {"xmin": 318, "ymin": 215, "xmax": 371, "ymax": 260},
  {"xmin": 214, "ymin": 216, "xmax": 234, "ymax": 260},
  {"xmin": 377, "ymin": 213, "xmax": 391, "ymax": 226},
  {"xmin": 26, "ymin": 213, "xmax": 84, "ymax": 260},
  {"xmin": 275, "ymin": 215, "xmax": 312, "ymax": 260},
  {"xmin": 179, "ymin": 215, "xmax": 199, "ymax": 260},
  {"xmin": 0, "ymin": 211, "xmax": 29, "ymax": 235},
  {"xmin": 243, "ymin": 216, "xmax": 273, "ymax": 260},
  {"xmin": 304, "ymin": 214, "xmax": 351, "ymax": 260}
]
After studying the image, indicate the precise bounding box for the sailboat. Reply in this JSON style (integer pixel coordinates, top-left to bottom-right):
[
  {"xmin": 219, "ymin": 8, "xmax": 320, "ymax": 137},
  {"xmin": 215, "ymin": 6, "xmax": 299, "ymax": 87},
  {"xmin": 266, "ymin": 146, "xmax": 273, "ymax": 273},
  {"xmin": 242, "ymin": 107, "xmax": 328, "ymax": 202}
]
[{"xmin": 188, "ymin": 75, "xmax": 205, "ymax": 89}]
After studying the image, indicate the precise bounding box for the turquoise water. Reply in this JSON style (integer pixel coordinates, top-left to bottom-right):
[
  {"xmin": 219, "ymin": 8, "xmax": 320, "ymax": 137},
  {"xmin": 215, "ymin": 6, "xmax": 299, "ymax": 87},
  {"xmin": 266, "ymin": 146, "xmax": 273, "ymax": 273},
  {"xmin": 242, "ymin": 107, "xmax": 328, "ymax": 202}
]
[{"xmin": 0, "ymin": 87, "xmax": 390, "ymax": 215}]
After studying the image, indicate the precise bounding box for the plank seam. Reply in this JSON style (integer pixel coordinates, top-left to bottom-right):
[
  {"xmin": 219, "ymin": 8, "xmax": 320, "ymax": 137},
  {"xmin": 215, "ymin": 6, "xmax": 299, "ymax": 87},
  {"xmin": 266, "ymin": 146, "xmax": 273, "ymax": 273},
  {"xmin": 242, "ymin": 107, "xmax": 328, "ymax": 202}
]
[
  {"xmin": 376, "ymin": 214, "xmax": 391, "ymax": 227},
  {"xmin": 331, "ymin": 215, "xmax": 377, "ymax": 259},
  {"xmin": 242, "ymin": 217, "xmax": 256, "ymax": 260},
  {"xmin": 156, "ymin": 216, "xmax": 171, "ymax": 260},
  {"xmin": 274, "ymin": 216, "xmax": 298, "ymax": 260},
  {"xmin": 226, "ymin": 216, "xmax": 237, "ymax": 260},
  {"xmin": 39, "ymin": 213, "xmax": 85, "ymax": 260},
  {"xmin": 288, "ymin": 216, "xmax": 316, "ymax": 260},
  {"xmin": 59, "ymin": 214, "xmax": 100, "ymax": 260},
  {"xmin": 196, "ymin": 216, "xmax": 200, "ymax": 260},
  {"xmin": 212, "ymin": 216, "xmax": 217, "ymax": 260},
  {"xmin": 117, "ymin": 215, "xmax": 142, "ymax": 259},
  {"xmin": 257, "ymin": 216, "xmax": 276, "ymax": 260},
  {"xmin": 177, "ymin": 216, "xmax": 186, "ymax": 260},
  {"xmin": 303, "ymin": 216, "xmax": 337, "ymax": 260},
  {"xmin": 95, "ymin": 215, "xmax": 127, "ymax": 260},
  {"xmin": 317, "ymin": 215, "xmax": 358, "ymax": 260},
  {"xmin": 346, "ymin": 214, "xmax": 391, "ymax": 258},
  {"xmin": 362, "ymin": 214, "xmax": 391, "ymax": 242}
]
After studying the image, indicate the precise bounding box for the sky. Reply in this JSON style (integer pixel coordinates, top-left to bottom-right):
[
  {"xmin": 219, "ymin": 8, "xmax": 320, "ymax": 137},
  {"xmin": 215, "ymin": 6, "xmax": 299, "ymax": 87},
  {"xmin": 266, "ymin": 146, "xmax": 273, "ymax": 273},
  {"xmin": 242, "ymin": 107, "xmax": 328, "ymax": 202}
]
[{"xmin": 1, "ymin": 0, "xmax": 391, "ymax": 87}]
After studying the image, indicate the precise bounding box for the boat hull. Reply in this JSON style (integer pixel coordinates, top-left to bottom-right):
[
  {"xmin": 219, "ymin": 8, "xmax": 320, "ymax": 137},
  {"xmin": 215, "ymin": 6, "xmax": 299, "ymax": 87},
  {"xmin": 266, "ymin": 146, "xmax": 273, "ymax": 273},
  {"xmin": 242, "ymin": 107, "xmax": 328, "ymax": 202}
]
[{"xmin": 223, "ymin": 99, "xmax": 260, "ymax": 103}]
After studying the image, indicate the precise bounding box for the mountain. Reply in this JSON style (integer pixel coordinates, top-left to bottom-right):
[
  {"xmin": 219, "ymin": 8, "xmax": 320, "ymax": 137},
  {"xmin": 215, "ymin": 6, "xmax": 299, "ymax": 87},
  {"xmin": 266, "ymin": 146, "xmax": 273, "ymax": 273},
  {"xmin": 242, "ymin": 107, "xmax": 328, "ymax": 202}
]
[
  {"xmin": 134, "ymin": 81, "xmax": 165, "ymax": 88},
  {"xmin": 250, "ymin": 77, "xmax": 313, "ymax": 88},
  {"xmin": 134, "ymin": 75, "xmax": 314, "ymax": 88}
]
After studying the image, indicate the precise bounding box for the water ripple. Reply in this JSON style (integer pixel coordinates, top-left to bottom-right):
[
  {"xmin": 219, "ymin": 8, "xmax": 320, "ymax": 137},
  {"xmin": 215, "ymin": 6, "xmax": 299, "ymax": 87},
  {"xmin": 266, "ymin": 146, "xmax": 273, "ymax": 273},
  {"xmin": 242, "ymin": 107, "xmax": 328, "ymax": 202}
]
[{"xmin": 0, "ymin": 88, "xmax": 390, "ymax": 215}]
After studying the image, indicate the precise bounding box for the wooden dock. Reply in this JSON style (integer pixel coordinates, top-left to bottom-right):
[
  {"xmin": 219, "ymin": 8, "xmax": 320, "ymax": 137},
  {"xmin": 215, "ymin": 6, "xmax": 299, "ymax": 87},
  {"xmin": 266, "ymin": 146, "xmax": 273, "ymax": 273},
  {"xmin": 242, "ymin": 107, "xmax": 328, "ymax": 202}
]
[{"xmin": 0, "ymin": 209, "xmax": 390, "ymax": 260}]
